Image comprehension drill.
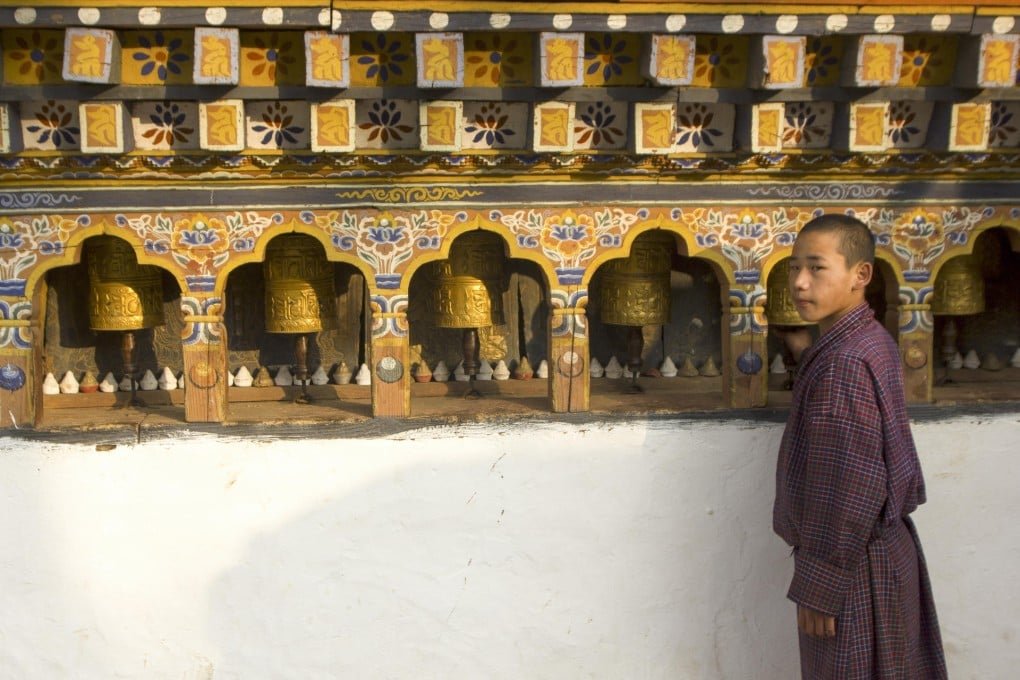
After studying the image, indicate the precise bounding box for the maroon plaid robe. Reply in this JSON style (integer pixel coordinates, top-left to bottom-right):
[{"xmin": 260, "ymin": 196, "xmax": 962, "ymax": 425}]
[{"xmin": 774, "ymin": 304, "xmax": 947, "ymax": 679}]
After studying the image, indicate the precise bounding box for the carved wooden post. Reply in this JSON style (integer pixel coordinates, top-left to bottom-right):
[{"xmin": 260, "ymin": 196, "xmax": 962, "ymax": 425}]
[
  {"xmin": 371, "ymin": 295, "xmax": 411, "ymax": 417},
  {"xmin": 180, "ymin": 294, "xmax": 229, "ymax": 423},
  {"xmin": 726, "ymin": 289, "xmax": 769, "ymax": 408},
  {"xmin": 897, "ymin": 297, "xmax": 935, "ymax": 404},
  {"xmin": 548, "ymin": 290, "xmax": 589, "ymax": 413},
  {"xmin": 0, "ymin": 296, "xmax": 37, "ymax": 428}
]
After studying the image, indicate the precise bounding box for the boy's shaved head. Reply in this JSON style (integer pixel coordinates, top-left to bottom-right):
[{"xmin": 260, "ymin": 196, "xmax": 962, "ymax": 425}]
[{"xmin": 798, "ymin": 214, "xmax": 875, "ymax": 268}]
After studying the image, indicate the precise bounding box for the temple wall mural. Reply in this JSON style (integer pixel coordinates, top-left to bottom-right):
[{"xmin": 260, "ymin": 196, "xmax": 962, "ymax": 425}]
[{"xmin": 3, "ymin": 1, "xmax": 1020, "ymax": 427}]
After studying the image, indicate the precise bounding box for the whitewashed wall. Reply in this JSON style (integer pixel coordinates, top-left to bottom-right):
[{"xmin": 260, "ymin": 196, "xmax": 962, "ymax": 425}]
[{"xmin": 0, "ymin": 414, "xmax": 1017, "ymax": 679}]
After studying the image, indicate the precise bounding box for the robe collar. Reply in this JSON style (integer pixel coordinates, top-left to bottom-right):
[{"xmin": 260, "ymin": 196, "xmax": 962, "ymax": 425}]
[{"xmin": 798, "ymin": 303, "xmax": 875, "ymax": 376}]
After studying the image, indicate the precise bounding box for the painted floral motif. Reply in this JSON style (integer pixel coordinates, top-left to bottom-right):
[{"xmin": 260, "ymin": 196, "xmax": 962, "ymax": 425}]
[
  {"xmin": 676, "ymin": 104, "xmax": 724, "ymax": 148},
  {"xmin": 301, "ymin": 209, "xmax": 460, "ymax": 283},
  {"xmin": 250, "ymin": 102, "xmax": 305, "ymax": 147},
  {"xmin": 491, "ymin": 207, "xmax": 645, "ymax": 274},
  {"xmin": 464, "ymin": 103, "xmax": 517, "ymax": 147},
  {"xmin": 353, "ymin": 32, "xmax": 412, "ymax": 85},
  {"xmin": 989, "ymin": 102, "xmax": 1020, "ymax": 147},
  {"xmin": 465, "ymin": 33, "xmax": 529, "ymax": 86},
  {"xmin": 4, "ymin": 30, "xmax": 63, "ymax": 84},
  {"xmin": 0, "ymin": 214, "xmax": 83, "ymax": 293},
  {"xmin": 804, "ymin": 37, "xmax": 840, "ymax": 86},
  {"xmin": 358, "ymin": 100, "xmax": 414, "ymax": 144},
  {"xmin": 888, "ymin": 101, "xmax": 921, "ymax": 145},
  {"xmin": 24, "ymin": 101, "xmax": 80, "ymax": 149},
  {"xmin": 242, "ymin": 32, "xmax": 301, "ymax": 85},
  {"xmin": 676, "ymin": 207, "xmax": 806, "ymax": 282},
  {"xmin": 866, "ymin": 206, "xmax": 989, "ymax": 278},
  {"xmin": 692, "ymin": 36, "xmax": 746, "ymax": 87},
  {"xmin": 128, "ymin": 31, "xmax": 190, "ymax": 83},
  {"xmin": 141, "ymin": 102, "xmax": 194, "ymax": 147},
  {"xmin": 574, "ymin": 102, "xmax": 626, "ymax": 149},
  {"xmin": 116, "ymin": 211, "xmax": 280, "ymax": 275},
  {"xmin": 583, "ymin": 33, "xmax": 638, "ymax": 85},
  {"xmin": 899, "ymin": 35, "xmax": 954, "ymax": 87},
  {"xmin": 782, "ymin": 102, "xmax": 829, "ymax": 148}
]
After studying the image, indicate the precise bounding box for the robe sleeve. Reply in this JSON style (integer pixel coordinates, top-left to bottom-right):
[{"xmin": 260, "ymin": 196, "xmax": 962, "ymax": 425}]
[{"xmin": 786, "ymin": 357, "xmax": 888, "ymax": 616}]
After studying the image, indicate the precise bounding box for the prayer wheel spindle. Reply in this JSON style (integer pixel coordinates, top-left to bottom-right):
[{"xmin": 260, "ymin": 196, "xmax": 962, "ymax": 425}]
[
  {"xmin": 264, "ymin": 234, "xmax": 337, "ymax": 403},
  {"xmin": 87, "ymin": 236, "xmax": 165, "ymax": 407},
  {"xmin": 598, "ymin": 232, "xmax": 673, "ymax": 393},
  {"xmin": 434, "ymin": 232, "xmax": 506, "ymax": 398}
]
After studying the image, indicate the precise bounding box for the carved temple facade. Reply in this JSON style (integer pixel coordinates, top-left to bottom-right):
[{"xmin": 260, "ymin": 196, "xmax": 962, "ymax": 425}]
[{"xmin": 3, "ymin": 0, "xmax": 1020, "ymax": 427}]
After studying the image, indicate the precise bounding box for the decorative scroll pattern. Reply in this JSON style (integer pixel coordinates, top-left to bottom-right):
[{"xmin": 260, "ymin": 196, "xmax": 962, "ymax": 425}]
[
  {"xmin": 898, "ymin": 286, "xmax": 934, "ymax": 335},
  {"xmin": 180, "ymin": 296, "xmax": 223, "ymax": 346},
  {"xmin": 0, "ymin": 192, "xmax": 82, "ymax": 210},
  {"xmin": 550, "ymin": 289, "xmax": 588, "ymax": 338},
  {"xmin": 0, "ymin": 299, "xmax": 32, "ymax": 349},
  {"xmin": 728, "ymin": 286, "xmax": 767, "ymax": 335},
  {"xmin": 371, "ymin": 293, "xmax": 409, "ymax": 339},
  {"xmin": 747, "ymin": 184, "xmax": 900, "ymax": 201},
  {"xmin": 336, "ymin": 187, "xmax": 483, "ymax": 202}
]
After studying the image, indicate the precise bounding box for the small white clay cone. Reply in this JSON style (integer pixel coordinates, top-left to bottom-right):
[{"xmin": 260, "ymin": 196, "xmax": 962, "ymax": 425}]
[
  {"xmin": 963, "ymin": 349, "xmax": 981, "ymax": 369},
  {"xmin": 177, "ymin": 372, "xmax": 186, "ymax": 389},
  {"xmin": 492, "ymin": 359, "xmax": 510, "ymax": 380},
  {"xmin": 139, "ymin": 369, "xmax": 158, "ymax": 391},
  {"xmin": 310, "ymin": 366, "xmax": 329, "ymax": 385},
  {"xmin": 983, "ymin": 353, "xmax": 1003, "ymax": 371},
  {"xmin": 678, "ymin": 356, "xmax": 699, "ymax": 377},
  {"xmin": 355, "ymin": 362, "xmax": 371, "ymax": 385},
  {"xmin": 274, "ymin": 365, "xmax": 294, "ymax": 386},
  {"xmin": 56, "ymin": 370, "xmax": 79, "ymax": 394},
  {"xmin": 432, "ymin": 360, "xmax": 450, "ymax": 382},
  {"xmin": 332, "ymin": 361, "xmax": 352, "ymax": 385},
  {"xmin": 700, "ymin": 356, "xmax": 720, "ymax": 377},
  {"xmin": 536, "ymin": 359, "xmax": 549, "ymax": 379},
  {"xmin": 589, "ymin": 357, "xmax": 604, "ymax": 378},
  {"xmin": 949, "ymin": 352, "xmax": 963, "ymax": 369},
  {"xmin": 604, "ymin": 356, "xmax": 623, "ymax": 379},
  {"xmin": 158, "ymin": 366, "xmax": 177, "ymax": 391},
  {"xmin": 660, "ymin": 356, "xmax": 678, "ymax": 378},
  {"xmin": 477, "ymin": 359, "xmax": 493, "ymax": 381},
  {"xmin": 118, "ymin": 375, "xmax": 136, "ymax": 392},
  {"xmin": 1011, "ymin": 348, "xmax": 1020, "ymax": 368},
  {"xmin": 42, "ymin": 372, "xmax": 60, "ymax": 395},
  {"xmin": 232, "ymin": 366, "xmax": 252, "ymax": 388},
  {"xmin": 622, "ymin": 363, "xmax": 634, "ymax": 379},
  {"xmin": 226, "ymin": 369, "xmax": 234, "ymax": 387},
  {"xmin": 100, "ymin": 372, "xmax": 119, "ymax": 393},
  {"xmin": 770, "ymin": 353, "xmax": 787, "ymax": 374},
  {"xmin": 453, "ymin": 361, "xmax": 469, "ymax": 382}
]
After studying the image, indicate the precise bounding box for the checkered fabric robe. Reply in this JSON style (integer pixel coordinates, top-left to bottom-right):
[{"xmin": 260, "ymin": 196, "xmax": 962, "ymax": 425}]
[{"xmin": 773, "ymin": 304, "xmax": 948, "ymax": 679}]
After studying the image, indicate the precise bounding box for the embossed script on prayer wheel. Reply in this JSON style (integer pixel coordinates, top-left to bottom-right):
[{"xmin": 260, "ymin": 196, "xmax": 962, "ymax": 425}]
[
  {"xmin": 435, "ymin": 231, "xmax": 506, "ymax": 329},
  {"xmin": 766, "ymin": 259, "xmax": 812, "ymax": 326},
  {"xmin": 87, "ymin": 236, "xmax": 165, "ymax": 331},
  {"xmin": 931, "ymin": 255, "xmax": 985, "ymax": 316},
  {"xmin": 599, "ymin": 232, "xmax": 672, "ymax": 326},
  {"xmin": 263, "ymin": 235, "xmax": 338, "ymax": 333}
]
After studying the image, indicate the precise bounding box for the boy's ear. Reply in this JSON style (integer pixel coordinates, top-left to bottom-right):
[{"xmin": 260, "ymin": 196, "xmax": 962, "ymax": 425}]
[{"xmin": 852, "ymin": 261, "xmax": 873, "ymax": 291}]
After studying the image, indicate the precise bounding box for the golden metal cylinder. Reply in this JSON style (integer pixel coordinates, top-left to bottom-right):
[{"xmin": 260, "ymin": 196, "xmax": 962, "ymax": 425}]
[
  {"xmin": 931, "ymin": 255, "xmax": 985, "ymax": 316},
  {"xmin": 87, "ymin": 236, "xmax": 165, "ymax": 331},
  {"xmin": 263, "ymin": 234, "xmax": 337, "ymax": 333},
  {"xmin": 435, "ymin": 231, "xmax": 506, "ymax": 329},
  {"xmin": 766, "ymin": 259, "xmax": 812, "ymax": 326},
  {"xmin": 599, "ymin": 232, "xmax": 672, "ymax": 326}
]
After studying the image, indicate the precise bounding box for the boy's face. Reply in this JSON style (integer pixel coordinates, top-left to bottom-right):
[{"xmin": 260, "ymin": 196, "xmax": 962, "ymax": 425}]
[{"xmin": 788, "ymin": 230, "xmax": 872, "ymax": 333}]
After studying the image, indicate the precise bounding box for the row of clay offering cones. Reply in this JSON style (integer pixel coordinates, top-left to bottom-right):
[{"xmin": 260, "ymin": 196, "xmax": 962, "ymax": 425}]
[
  {"xmin": 589, "ymin": 355, "xmax": 720, "ymax": 379},
  {"xmin": 412, "ymin": 357, "xmax": 548, "ymax": 382},
  {"xmin": 42, "ymin": 368, "xmax": 182, "ymax": 394},
  {"xmin": 944, "ymin": 348, "xmax": 1020, "ymax": 371}
]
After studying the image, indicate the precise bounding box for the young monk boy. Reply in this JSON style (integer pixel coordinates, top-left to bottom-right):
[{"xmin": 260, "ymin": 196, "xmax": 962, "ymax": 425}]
[{"xmin": 772, "ymin": 214, "xmax": 948, "ymax": 679}]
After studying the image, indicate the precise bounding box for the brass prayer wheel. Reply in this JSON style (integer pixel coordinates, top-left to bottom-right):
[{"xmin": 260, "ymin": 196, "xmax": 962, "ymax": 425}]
[
  {"xmin": 263, "ymin": 234, "xmax": 337, "ymax": 333},
  {"xmin": 766, "ymin": 258, "xmax": 812, "ymax": 326},
  {"xmin": 87, "ymin": 236, "xmax": 165, "ymax": 331},
  {"xmin": 435, "ymin": 231, "xmax": 506, "ymax": 329},
  {"xmin": 931, "ymin": 255, "xmax": 985, "ymax": 316},
  {"xmin": 599, "ymin": 232, "xmax": 673, "ymax": 326}
]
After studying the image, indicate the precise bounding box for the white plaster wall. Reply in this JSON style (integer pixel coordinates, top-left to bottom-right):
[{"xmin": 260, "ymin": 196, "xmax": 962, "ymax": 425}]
[{"xmin": 0, "ymin": 414, "xmax": 1017, "ymax": 679}]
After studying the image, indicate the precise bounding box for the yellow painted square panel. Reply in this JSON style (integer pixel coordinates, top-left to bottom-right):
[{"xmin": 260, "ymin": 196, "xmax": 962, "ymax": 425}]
[
  {"xmin": 463, "ymin": 32, "xmax": 532, "ymax": 87},
  {"xmin": 121, "ymin": 30, "xmax": 193, "ymax": 85},
  {"xmin": 692, "ymin": 35, "xmax": 747, "ymax": 88},
  {"xmin": 583, "ymin": 33, "xmax": 642, "ymax": 86},
  {"xmin": 3, "ymin": 29, "xmax": 64, "ymax": 85},
  {"xmin": 240, "ymin": 31, "xmax": 304, "ymax": 86},
  {"xmin": 899, "ymin": 35, "xmax": 958, "ymax": 87},
  {"xmin": 350, "ymin": 32, "xmax": 414, "ymax": 86}
]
